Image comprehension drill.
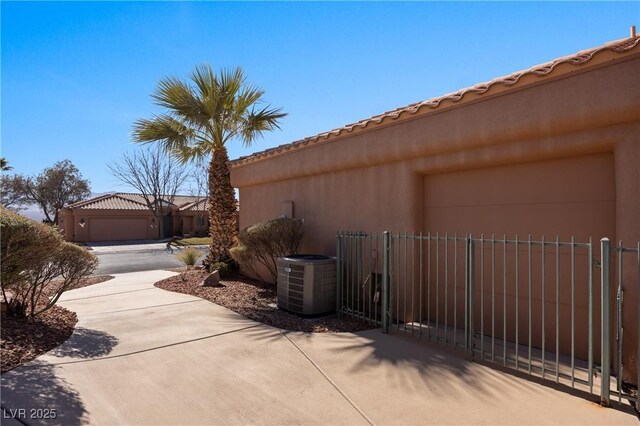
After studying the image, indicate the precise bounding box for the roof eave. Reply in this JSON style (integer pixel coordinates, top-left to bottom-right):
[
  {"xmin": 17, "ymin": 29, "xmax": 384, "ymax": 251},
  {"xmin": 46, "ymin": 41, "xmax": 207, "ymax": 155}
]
[{"xmin": 230, "ymin": 35, "xmax": 640, "ymax": 169}]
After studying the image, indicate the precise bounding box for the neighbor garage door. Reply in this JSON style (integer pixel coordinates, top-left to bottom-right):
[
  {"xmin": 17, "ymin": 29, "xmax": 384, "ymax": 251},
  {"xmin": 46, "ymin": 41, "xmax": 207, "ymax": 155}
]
[
  {"xmin": 89, "ymin": 218, "xmax": 148, "ymax": 242},
  {"xmin": 423, "ymin": 153, "xmax": 615, "ymax": 240}
]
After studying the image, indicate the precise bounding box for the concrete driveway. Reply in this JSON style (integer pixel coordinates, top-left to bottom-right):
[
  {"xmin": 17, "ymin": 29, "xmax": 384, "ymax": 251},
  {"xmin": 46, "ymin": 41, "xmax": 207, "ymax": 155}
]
[{"xmin": 1, "ymin": 271, "xmax": 636, "ymax": 425}]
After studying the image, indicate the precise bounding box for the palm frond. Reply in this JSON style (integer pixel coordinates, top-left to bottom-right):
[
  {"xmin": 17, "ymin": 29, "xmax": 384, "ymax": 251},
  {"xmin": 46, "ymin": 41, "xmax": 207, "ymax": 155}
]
[
  {"xmin": 240, "ymin": 106, "xmax": 287, "ymax": 146},
  {"xmin": 152, "ymin": 77, "xmax": 210, "ymax": 128},
  {"xmin": 0, "ymin": 157, "xmax": 12, "ymax": 171},
  {"xmin": 219, "ymin": 67, "xmax": 245, "ymax": 102},
  {"xmin": 217, "ymin": 67, "xmax": 246, "ymax": 125},
  {"xmin": 236, "ymin": 83, "xmax": 265, "ymax": 115},
  {"xmin": 190, "ymin": 64, "xmax": 217, "ymax": 98},
  {"xmin": 171, "ymin": 142, "xmax": 211, "ymax": 164},
  {"xmin": 132, "ymin": 115, "xmax": 195, "ymax": 154}
]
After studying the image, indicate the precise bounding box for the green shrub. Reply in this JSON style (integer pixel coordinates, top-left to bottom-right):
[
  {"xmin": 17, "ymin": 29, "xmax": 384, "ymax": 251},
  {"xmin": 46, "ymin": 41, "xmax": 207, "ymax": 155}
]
[
  {"xmin": 230, "ymin": 217, "xmax": 303, "ymax": 283},
  {"xmin": 229, "ymin": 244, "xmax": 259, "ymax": 278},
  {"xmin": 176, "ymin": 247, "xmax": 203, "ymax": 269},
  {"xmin": 210, "ymin": 262, "xmax": 231, "ymax": 278},
  {"xmin": 31, "ymin": 242, "xmax": 99, "ymax": 316},
  {"xmin": 1, "ymin": 207, "xmax": 62, "ymax": 287},
  {"xmin": 0, "ymin": 207, "xmax": 99, "ymax": 318}
]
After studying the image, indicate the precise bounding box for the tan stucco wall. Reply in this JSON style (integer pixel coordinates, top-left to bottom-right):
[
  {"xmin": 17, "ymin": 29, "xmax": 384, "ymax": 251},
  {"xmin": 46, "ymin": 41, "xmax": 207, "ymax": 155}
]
[
  {"xmin": 233, "ymin": 56, "xmax": 639, "ymax": 249},
  {"xmin": 234, "ymin": 53, "xmax": 640, "ymax": 380},
  {"xmin": 239, "ymin": 162, "xmax": 422, "ymax": 255}
]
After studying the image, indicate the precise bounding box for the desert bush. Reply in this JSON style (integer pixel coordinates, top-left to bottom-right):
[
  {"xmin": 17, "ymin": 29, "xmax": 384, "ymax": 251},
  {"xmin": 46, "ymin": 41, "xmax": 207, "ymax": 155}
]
[
  {"xmin": 1, "ymin": 207, "xmax": 99, "ymax": 318},
  {"xmin": 230, "ymin": 217, "xmax": 303, "ymax": 283},
  {"xmin": 210, "ymin": 261, "xmax": 231, "ymax": 278},
  {"xmin": 25, "ymin": 243, "xmax": 99, "ymax": 317},
  {"xmin": 229, "ymin": 244, "xmax": 259, "ymax": 278},
  {"xmin": 1, "ymin": 207, "xmax": 62, "ymax": 287},
  {"xmin": 176, "ymin": 248, "xmax": 203, "ymax": 269}
]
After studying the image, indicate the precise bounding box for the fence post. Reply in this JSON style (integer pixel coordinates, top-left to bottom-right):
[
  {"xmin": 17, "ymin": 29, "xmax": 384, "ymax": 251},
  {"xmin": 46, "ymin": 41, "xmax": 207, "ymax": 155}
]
[
  {"xmin": 601, "ymin": 237, "xmax": 611, "ymax": 407},
  {"xmin": 636, "ymin": 241, "xmax": 640, "ymax": 413},
  {"xmin": 382, "ymin": 231, "xmax": 391, "ymax": 334},
  {"xmin": 466, "ymin": 235, "xmax": 475, "ymax": 356},
  {"xmin": 336, "ymin": 232, "xmax": 342, "ymax": 316}
]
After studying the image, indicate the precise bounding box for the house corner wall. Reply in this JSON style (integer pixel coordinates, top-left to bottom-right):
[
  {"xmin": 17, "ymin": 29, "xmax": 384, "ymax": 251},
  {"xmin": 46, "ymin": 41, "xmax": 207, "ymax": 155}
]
[
  {"xmin": 614, "ymin": 127, "xmax": 640, "ymax": 383},
  {"xmin": 58, "ymin": 209, "xmax": 75, "ymax": 242}
]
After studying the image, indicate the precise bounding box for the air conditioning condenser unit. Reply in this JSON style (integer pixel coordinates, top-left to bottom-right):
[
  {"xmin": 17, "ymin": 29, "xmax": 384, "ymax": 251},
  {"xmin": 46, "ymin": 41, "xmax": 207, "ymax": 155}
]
[{"xmin": 277, "ymin": 255, "xmax": 336, "ymax": 316}]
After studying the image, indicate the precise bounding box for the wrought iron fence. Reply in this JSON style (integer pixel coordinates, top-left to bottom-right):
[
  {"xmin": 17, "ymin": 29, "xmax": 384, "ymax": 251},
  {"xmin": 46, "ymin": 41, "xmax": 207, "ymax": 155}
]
[
  {"xmin": 336, "ymin": 231, "xmax": 640, "ymax": 408},
  {"xmin": 336, "ymin": 231, "xmax": 384, "ymax": 326},
  {"xmin": 609, "ymin": 239, "xmax": 640, "ymax": 407}
]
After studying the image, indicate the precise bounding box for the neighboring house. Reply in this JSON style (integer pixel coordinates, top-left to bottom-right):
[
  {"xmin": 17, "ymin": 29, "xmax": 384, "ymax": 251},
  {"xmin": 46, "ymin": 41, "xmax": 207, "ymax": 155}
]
[
  {"xmin": 230, "ymin": 34, "xmax": 640, "ymax": 377},
  {"xmin": 59, "ymin": 193, "xmax": 209, "ymax": 242}
]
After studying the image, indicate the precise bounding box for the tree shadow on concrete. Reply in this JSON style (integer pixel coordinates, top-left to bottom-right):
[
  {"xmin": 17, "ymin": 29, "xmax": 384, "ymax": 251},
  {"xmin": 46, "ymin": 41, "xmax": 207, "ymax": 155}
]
[
  {"xmin": 242, "ymin": 324, "xmax": 553, "ymax": 404},
  {"xmin": 277, "ymin": 327, "xmax": 636, "ymax": 415},
  {"xmin": 334, "ymin": 329, "xmax": 637, "ymax": 411},
  {"xmin": 322, "ymin": 329, "xmax": 528, "ymax": 398},
  {"xmin": 1, "ymin": 361, "xmax": 88, "ymax": 426},
  {"xmin": 49, "ymin": 327, "xmax": 119, "ymax": 359}
]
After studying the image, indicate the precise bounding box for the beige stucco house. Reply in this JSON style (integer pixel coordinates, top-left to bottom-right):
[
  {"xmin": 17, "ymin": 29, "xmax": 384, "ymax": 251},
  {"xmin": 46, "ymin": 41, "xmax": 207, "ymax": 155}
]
[
  {"xmin": 59, "ymin": 193, "xmax": 209, "ymax": 242},
  {"xmin": 230, "ymin": 34, "xmax": 640, "ymax": 381}
]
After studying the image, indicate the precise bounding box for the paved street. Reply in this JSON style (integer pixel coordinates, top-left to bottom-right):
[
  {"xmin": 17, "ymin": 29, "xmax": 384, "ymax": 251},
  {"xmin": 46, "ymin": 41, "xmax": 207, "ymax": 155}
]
[
  {"xmin": 1, "ymin": 271, "xmax": 636, "ymax": 425},
  {"xmin": 94, "ymin": 249, "xmax": 183, "ymax": 274},
  {"xmin": 91, "ymin": 242, "xmax": 208, "ymax": 275}
]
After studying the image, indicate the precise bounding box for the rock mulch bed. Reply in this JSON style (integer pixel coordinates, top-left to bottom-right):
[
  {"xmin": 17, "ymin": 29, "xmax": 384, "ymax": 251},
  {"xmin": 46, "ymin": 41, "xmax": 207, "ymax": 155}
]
[
  {"xmin": 1, "ymin": 306, "xmax": 77, "ymax": 373},
  {"xmin": 155, "ymin": 270, "xmax": 375, "ymax": 333},
  {"xmin": 1, "ymin": 275, "xmax": 114, "ymax": 373}
]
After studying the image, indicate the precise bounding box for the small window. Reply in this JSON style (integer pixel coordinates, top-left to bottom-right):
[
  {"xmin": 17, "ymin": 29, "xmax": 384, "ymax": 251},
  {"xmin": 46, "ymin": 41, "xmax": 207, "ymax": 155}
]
[{"xmin": 196, "ymin": 216, "xmax": 206, "ymax": 226}]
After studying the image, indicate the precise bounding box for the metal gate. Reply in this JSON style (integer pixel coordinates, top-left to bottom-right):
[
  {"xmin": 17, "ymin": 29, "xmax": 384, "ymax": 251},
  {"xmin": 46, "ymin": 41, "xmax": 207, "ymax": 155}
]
[{"xmin": 336, "ymin": 231, "xmax": 640, "ymax": 407}]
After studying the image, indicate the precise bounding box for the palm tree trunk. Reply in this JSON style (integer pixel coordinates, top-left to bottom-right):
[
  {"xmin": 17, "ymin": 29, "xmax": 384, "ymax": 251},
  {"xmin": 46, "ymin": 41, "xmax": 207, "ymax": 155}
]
[{"xmin": 206, "ymin": 147, "xmax": 238, "ymax": 264}]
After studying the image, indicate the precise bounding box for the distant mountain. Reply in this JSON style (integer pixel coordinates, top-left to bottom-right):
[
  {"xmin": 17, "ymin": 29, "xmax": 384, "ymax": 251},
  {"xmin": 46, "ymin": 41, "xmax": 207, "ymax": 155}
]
[{"xmin": 20, "ymin": 205, "xmax": 46, "ymax": 222}]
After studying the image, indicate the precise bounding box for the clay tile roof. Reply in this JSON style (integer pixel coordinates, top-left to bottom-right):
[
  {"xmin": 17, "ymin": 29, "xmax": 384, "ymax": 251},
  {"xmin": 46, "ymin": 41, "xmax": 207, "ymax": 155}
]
[
  {"xmin": 181, "ymin": 199, "xmax": 208, "ymax": 211},
  {"xmin": 170, "ymin": 195, "xmax": 204, "ymax": 209},
  {"xmin": 66, "ymin": 193, "xmax": 206, "ymax": 211},
  {"xmin": 231, "ymin": 35, "xmax": 640, "ymax": 167},
  {"xmin": 66, "ymin": 193, "xmax": 148, "ymax": 210}
]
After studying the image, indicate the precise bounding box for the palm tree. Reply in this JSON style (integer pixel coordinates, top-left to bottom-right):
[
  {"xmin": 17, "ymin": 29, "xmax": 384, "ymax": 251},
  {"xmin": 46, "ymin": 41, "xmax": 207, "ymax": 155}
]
[{"xmin": 132, "ymin": 65, "xmax": 286, "ymax": 265}]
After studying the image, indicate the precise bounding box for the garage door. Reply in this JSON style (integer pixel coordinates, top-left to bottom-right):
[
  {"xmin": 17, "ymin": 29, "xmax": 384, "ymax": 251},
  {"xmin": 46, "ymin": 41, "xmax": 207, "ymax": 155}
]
[
  {"xmin": 423, "ymin": 153, "xmax": 615, "ymax": 240},
  {"xmin": 422, "ymin": 153, "xmax": 615, "ymax": 360},
  {"xmin": 89, "ymin": 218, "xmax": 148, "ymax": 242}
]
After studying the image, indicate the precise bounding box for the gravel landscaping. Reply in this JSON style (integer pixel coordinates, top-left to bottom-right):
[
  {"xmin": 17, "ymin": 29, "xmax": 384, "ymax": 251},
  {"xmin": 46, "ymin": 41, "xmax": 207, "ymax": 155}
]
[
  {"xmin": 1, "ymin": 275, "xmax": 114, "ymax": 373},
  {"xmin": 155, "ymin": 270, "xmax": 375, "ymax": 333}
]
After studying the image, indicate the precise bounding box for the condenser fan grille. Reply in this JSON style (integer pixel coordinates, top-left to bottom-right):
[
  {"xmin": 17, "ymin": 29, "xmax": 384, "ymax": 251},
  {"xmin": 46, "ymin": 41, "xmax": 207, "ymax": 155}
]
[{"xmin": 277, "ymin": 255, "xmax": 336, "ymax": 315}]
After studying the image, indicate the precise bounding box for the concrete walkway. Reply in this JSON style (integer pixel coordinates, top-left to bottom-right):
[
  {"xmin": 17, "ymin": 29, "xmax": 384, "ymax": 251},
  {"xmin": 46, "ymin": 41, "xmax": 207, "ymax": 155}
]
[{"xmin": 1, "ymin": 271, "xmax": 636, "ymax": 425}]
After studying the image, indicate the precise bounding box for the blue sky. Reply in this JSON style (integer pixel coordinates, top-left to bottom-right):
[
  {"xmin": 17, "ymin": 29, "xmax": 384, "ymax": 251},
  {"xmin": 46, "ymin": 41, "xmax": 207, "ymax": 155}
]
[{"xmin": 2, "ymin": 1, "xmax": 638, "ymax": 193}]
